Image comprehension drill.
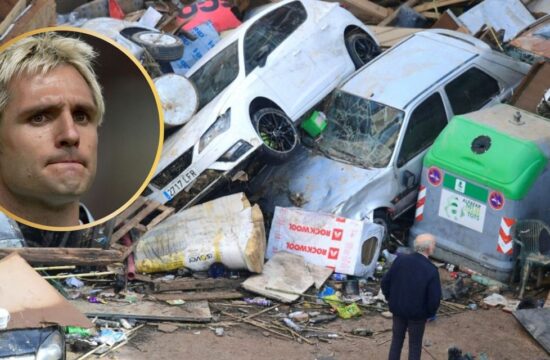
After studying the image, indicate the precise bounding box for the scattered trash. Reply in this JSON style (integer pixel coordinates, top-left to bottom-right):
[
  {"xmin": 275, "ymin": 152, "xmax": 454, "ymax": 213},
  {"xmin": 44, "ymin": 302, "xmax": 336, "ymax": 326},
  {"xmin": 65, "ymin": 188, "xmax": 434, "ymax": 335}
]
[
  {"xmin": 65, "ymin": 276, "xmax": 85, "ymax": 288},
  {"xmin": 483, "ymin": 293, "xmax": 508, "ymax": 307},
  {"xmin": 244, "ymin": 297, "xmax": 272, "ymax": 307},
  {"xmin": 351, "ymin": 327, "xmax": 373, "ymax": 336},
  {"xmin": 283, "ymin": 318, "xmax": 303, "ymax": 332}
]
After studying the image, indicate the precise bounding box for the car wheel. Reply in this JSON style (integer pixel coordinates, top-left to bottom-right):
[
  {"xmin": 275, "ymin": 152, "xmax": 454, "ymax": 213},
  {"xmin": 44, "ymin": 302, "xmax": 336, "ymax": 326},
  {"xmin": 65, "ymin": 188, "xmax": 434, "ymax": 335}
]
[
  {"xmin": 130, "ymin": 31, "xmax": 184, "ymax": 61},
  {"xmin": 345, "ymin": 32, "xmax": 380, "ymax": 69},
  {"xmin": 252, "ymin": 108, "xmax": 299, "ymax": 162},
  {"xmin": 373, "ymin": 209, "xmax": 391, "ymax": 245}
]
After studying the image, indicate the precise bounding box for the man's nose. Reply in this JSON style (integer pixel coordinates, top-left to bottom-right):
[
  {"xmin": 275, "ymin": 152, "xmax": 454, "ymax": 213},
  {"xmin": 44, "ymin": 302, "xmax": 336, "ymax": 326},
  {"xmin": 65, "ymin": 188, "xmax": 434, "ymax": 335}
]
[{"xmin": 54, "ymin": 110, "xmax": 80, "ymax": 148}]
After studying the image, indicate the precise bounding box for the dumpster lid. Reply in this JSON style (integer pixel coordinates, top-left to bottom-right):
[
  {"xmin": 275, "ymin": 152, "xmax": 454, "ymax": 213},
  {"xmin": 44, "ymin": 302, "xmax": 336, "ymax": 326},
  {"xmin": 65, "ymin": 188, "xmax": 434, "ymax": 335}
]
[{"xmin": 424, "ymin": 104, "xmax": 549, "ymax": 200}]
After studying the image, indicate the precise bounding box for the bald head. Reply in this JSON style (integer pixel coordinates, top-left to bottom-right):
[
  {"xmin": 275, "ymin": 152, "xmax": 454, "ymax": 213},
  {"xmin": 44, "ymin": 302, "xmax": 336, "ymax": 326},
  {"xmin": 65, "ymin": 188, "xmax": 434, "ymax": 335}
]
[{"xmin": 414, "ymin": 233, "xmax": 436, "ymax": 256}]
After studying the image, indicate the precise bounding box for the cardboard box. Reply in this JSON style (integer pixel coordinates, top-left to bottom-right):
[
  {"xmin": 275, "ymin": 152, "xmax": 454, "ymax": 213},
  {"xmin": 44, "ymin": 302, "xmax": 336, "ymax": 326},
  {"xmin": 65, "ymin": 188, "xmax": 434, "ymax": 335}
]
[{"xmin": 267, "ymin": 207, "xmax": 383, "ymax": 276}]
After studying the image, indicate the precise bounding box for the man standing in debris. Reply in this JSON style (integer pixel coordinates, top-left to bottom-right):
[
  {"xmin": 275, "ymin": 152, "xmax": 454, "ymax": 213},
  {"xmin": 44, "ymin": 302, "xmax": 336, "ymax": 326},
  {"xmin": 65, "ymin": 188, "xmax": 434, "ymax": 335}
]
[
  {"xmin": 0, "ymin": 32, "xmax": 104, "ymax": 227},
  {"xmin": 381, "ymin": 233, "xmax": 441, "ymax": 360}
]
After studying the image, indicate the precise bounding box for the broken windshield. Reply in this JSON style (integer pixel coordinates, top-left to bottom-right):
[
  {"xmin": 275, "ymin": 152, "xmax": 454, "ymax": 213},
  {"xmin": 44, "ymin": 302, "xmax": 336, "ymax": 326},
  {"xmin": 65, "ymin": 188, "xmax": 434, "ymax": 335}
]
[
  {"xmin": 190, "ymin": 41, "xmax": 239, "ymax": 111},
  {"xmin": 311, "ymin": 90, "xmax": 405, "ymax": 168}
]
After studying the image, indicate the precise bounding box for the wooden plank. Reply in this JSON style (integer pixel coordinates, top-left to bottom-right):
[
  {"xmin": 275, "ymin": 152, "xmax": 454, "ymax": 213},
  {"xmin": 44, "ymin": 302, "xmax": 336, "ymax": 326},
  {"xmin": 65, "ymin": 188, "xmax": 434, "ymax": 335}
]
[
  {"xmin": 509, "ymin": 62, "xmax": 550, "ymax": 114},
  {"xmin": 421, "ymin": 11, "xmax": 441, "ymax": 19},
  {"xmin": 340, "ymin": 0, "xmax": 392, "ymax": 21},
  {"xmin": 110, "ymin": 200, "xmax": 159, "ymax": 245},
  {"xmin": 0, "ymin": 248, "xmax": 123, "ymax": 266},
  {"xmin": 146, "ymin": 205, "xmax": 174, "ymax": 230},
  {"xmin": 414, "ymin": 0, "xmax": 469, "ymax": 13},
  {"xmin": 153, "ymin": 290, "xmax": 244, "ymax": 302},
  {"xmin": 0, "ymin": 0, "xmax": 26, "ymax": 36},
  {"xmin": 378, "ymin": 0, "xmax": 419, "ymax": 26},
  {"xmin": 368, "ymin": 25, "xmax": 422, "ymax": 48},
  {"xmin": 72, "ymin": 299, "xmax": 212, "ymax": 322},
  {"xmin": 1, "ymin": 0, "xmax": 56, "ymax": 45},
  {"xmin": 431, "ymin": 9, "xmax": 462, "ymax": 30},
  {"xmin": 114, "ymin": 197, "xmax": 147, "ymax": 227},
  {"xmin": 154, "ymin": 278, "xmax": 244, "ymax": 292}
]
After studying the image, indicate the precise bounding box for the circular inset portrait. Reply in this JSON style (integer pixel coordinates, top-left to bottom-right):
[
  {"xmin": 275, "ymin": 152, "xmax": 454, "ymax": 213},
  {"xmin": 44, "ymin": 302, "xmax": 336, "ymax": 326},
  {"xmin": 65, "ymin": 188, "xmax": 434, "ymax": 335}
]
[{"xmin": 0, "ymin": 27, "xmax": 163, "ymax": 230}]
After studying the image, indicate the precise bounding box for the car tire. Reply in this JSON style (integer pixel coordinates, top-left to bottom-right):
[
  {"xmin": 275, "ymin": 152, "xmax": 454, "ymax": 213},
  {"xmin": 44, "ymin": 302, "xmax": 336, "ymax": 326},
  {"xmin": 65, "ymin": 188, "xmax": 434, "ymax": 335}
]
[
  {"xmin": 252, "ymin": 108, "xmax": 299, "ymax": 163},
  {"xmin": 345, "ymin": 31, "xmax": 380, "ymax": 69},
  {"xmin": 373, "ymin": 209, "xmax": 392, "ymax": 245},
  {"xmin": 130, "ymin": 31, "xmax": 184, "ymax": 61}
]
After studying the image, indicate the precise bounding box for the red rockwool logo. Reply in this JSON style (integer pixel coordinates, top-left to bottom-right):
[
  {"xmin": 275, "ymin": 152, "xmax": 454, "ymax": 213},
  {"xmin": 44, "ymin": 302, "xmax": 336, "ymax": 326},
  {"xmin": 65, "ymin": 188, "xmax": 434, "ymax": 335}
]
[
  {"xmin": 288, "ymin": 223, "xmax": 331, "ymax": 237},
  {"xmin": 332, "ymin": 228, "xmax": 344, "ymax": 241},
  {"xmin": 286, "ymin": 242, "xmax": 327, "ymax": 256},
  {"xmin": 328, "ymin": 247, "xmax": 340, "ymax": 260}
]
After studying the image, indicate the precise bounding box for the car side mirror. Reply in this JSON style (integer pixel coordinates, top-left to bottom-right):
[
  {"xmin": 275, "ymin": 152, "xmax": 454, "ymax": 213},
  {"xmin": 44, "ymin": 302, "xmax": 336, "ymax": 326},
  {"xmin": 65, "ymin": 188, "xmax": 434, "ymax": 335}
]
[{"xmin": 402, "ymin": 170, "xmax": 416, "ymax": 189}]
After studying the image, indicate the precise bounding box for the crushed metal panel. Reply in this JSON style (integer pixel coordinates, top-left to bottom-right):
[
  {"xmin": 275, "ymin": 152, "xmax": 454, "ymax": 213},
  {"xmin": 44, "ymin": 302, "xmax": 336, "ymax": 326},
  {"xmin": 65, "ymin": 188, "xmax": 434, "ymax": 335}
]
[
  {"xmin": 0, "ymin": 253, "xmax": 92, "ymax": 330},
  {"xmin": 510, "ymin": 16, "xmax": 550, "ymax": 60},
  {"xmin": 514, "ymin": 308, "xmax": 550, "ymax": 354},
  {"xmin": 458, "ymin": 0, "xmax": 535, "ymax": 42}
]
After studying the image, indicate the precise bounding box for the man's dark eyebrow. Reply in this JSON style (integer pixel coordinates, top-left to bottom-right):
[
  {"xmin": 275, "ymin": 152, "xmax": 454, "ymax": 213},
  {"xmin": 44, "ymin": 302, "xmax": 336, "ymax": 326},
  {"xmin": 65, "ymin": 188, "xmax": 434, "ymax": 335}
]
[{"xmin": 17, "ymin": 102, "xmax": 98, "ymax": 121}]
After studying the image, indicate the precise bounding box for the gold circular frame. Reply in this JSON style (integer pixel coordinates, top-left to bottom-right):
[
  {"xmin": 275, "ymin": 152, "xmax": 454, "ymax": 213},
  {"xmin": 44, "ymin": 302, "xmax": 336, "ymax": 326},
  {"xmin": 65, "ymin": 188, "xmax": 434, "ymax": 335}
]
[{"xmin": 0, "ymin": 26, "xmax": 165, "ymax": 231}]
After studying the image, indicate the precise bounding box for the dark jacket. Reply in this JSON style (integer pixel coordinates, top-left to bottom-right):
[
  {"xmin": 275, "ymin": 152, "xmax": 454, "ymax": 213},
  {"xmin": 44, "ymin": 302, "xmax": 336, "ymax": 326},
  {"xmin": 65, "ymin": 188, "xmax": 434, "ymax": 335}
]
[{"xmin": 381, "ymin": 252, "xmax": 441, "ymax": 320}]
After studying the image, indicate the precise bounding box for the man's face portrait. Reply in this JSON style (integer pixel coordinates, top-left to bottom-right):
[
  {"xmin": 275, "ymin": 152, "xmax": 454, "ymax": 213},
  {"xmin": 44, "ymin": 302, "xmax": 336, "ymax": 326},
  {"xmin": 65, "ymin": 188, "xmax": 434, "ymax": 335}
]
[
  {"xmin": 0, "ymin": 64, "xmax": 98, "ymax": 216},
  {"xmin": 0, "ymin": 29, "xmax": 162, "ymax": 230}
]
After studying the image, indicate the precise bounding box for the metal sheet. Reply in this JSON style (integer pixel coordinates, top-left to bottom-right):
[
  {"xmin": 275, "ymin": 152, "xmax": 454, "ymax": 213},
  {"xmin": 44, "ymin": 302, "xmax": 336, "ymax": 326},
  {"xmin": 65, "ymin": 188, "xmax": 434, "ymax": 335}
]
[{"xmin": 514, "ymin": 308, "xmax": 550, "ymax": 354}]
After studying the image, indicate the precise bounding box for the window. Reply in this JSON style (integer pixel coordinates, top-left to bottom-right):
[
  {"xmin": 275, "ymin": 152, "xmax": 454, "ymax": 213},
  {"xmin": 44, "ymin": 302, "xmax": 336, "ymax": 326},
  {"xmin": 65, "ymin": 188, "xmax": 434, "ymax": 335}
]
[
  {"xmin": 445, "ymin": 67, "xmax": 500, "ymax": 115},
  {"xmin": 244, "ymin": 1, "xmax": 307, "ymax": 74},
  {"xmin": 361, "ymin": 237, "xmax": 378, "ymax": 265},
  {"xmin": 397, "ymin": 93, "xmax": 447, "ymax": 167},
  {"xmin": 190, "ymin": 42, "xmax": 239, "ymax": 111}
]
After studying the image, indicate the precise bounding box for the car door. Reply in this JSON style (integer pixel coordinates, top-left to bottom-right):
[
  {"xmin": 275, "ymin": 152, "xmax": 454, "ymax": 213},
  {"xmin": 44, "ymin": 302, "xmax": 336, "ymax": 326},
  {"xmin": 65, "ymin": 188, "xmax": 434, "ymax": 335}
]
[
  {"xmin": 242, "ymin": 1, "xmax": 317, "ymax": 119},
  {"xmin": 392, "ymin": 92, "xmax": 450, "ymax": 216}
]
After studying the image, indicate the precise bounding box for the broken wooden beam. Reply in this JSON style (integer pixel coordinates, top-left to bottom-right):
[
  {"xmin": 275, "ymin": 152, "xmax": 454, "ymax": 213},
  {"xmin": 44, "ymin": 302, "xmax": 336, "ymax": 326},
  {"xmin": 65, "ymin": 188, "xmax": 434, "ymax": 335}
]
[
  {"xmin": 338, "ymin": 0, "xmax": 392, "ymax": 21},
  {"xmin": 413, "ymin": 0, "xmax": 469, "ymax": 13},
  {"xmin": 153, "ymin": 278, "xmax": 244, "ymax": 292},
  {"xmin": 153, "ymin": 290, "xmax": 244, "ymax": 302},
  {"xmin": 0, "ymin": 248, "xmax": 123, "ymax": 266}
]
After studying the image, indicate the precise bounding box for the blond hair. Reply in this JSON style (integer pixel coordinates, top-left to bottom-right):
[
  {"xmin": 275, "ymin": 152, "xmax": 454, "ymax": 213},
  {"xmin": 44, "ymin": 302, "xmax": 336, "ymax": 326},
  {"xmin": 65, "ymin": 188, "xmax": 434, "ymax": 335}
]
[{"xmin": 0, "ymin": 32, "xmax": 104, "ymax": 124}]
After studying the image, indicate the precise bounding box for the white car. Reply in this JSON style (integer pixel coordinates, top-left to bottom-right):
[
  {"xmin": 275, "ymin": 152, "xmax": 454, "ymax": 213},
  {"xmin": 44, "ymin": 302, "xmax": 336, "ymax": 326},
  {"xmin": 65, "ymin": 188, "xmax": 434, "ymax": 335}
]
[
  {"xmin": 251, "ymin": 30, "xmax": 530, "ymax": 239},
  {"xmin": 145, "ymin": 0, "xmax": 380, "ymax": 208}
]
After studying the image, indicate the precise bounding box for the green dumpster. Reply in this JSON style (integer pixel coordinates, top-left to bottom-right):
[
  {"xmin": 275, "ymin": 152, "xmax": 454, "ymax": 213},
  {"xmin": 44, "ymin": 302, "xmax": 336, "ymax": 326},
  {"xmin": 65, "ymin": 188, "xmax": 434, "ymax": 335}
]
[{"xmin": 410, "ymin": 104, "xmax": 550, "ymax": 281}]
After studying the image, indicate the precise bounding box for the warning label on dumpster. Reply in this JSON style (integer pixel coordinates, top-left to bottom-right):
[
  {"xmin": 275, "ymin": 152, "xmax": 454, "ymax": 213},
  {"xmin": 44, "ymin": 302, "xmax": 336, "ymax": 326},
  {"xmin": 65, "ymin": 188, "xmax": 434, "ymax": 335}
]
[
  {"xmin": 438, "ymin": 188, "xmax": 486, "ymax": 232},
  {"xmin": 267, "ymin": 207, "xmax": 377, "ymax": 275}
]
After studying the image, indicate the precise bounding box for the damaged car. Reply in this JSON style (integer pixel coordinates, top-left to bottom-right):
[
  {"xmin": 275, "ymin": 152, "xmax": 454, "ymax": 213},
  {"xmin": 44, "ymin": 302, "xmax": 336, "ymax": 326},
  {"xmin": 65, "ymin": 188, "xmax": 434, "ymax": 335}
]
[
  {"xmin": 0, "ymin": 326, "xmax": 65, "ymax": 360},
  {"xmin": 250, "ymin": 29, "xmax": 530, "ymax": 239},
  {"xmin": 145, "ymin": 0, "xmax": 380, "ymax": 209}
]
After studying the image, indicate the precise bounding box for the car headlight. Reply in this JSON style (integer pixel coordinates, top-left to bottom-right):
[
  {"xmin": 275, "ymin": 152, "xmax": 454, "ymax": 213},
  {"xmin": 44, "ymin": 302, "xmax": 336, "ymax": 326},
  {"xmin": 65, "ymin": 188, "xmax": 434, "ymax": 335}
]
[
  {"xmin": 36, "ymin": 330, "xmax": 63, "ymax": 360},
  {"xmin": 199, "ymin": 109, "xmax": 231, "ymax": 152},
  {"xmin": 219, "ymin": 141, "xmax": 253, "ymax": 162}
]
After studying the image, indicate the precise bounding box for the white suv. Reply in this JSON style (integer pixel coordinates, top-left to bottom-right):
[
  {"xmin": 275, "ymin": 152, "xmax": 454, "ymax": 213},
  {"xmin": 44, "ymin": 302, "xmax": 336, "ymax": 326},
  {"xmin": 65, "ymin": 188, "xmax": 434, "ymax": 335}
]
[{"xmin": 145, "ymin": 0, "xmax": 380, "ymax": 209}]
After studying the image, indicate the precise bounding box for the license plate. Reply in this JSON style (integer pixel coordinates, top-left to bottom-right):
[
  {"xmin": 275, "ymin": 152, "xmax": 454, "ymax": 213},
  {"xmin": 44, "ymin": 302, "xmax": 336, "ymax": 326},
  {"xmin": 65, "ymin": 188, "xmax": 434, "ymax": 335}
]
[{"xmin": 163, "ymin": 167, "xmax": 199, "ymax": 200}]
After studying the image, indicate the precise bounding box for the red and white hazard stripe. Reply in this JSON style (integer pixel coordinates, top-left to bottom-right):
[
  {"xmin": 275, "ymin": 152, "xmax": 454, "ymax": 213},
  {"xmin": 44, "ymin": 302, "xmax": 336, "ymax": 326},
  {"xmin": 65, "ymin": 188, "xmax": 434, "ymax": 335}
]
[
  {"xmin": 496, "ymin": 217, "xmax": 516, "ymax": 255},
  {"xmin": 415, "ymin": 185, "xmax": 427, "ymax": 222}
]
